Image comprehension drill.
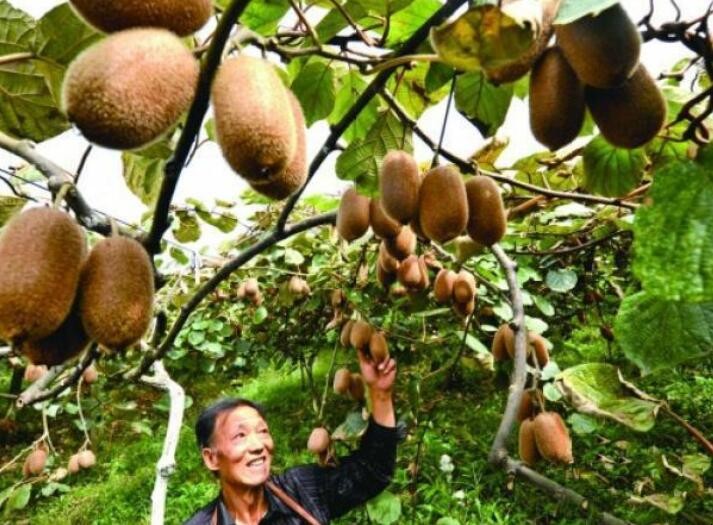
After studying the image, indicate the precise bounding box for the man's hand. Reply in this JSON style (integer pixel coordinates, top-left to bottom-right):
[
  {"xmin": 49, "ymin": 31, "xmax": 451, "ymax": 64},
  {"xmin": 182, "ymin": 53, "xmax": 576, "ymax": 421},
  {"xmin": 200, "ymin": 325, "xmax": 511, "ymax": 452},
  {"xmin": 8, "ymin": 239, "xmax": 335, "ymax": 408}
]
[{"xmin": 357, "ymin": 349, "xmax": 397, "ymax": 427}]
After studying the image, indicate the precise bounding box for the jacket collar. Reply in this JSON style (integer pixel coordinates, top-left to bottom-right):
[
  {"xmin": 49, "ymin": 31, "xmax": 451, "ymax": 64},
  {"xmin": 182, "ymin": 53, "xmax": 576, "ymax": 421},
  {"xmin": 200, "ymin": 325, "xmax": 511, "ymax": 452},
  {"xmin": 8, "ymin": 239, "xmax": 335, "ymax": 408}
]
[{"xmin": 215, "ymin": 480, "xmax": 291, "ymax": 524}]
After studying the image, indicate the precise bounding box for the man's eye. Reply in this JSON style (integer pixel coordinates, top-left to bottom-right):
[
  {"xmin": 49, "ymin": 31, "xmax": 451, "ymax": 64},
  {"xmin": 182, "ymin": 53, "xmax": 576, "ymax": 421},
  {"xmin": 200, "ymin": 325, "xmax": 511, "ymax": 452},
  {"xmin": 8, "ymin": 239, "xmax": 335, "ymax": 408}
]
[
  {"xmin": 259, "ymin": 429, "xmax": 269, "ymax": 435},
  {"xmin": 234, "ymin": 433, "xmax": 246, "ymax": 439}
]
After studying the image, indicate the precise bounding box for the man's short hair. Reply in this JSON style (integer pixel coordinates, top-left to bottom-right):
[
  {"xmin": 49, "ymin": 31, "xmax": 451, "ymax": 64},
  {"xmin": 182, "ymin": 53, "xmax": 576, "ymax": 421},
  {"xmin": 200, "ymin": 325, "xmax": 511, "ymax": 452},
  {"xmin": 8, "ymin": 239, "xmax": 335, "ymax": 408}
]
[{"xmin": 195, "ymin": 398, "xmax": 267, "ymax": 449}]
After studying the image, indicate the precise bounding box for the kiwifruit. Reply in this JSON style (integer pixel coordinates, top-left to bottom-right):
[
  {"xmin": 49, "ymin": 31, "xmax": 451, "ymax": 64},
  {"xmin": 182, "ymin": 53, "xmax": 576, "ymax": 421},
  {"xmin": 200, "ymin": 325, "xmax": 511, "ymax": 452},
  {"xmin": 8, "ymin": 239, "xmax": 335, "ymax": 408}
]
[
  {"xmin": 69, "ymin": 0, "xmax": 212, "ymax": 36},
  {"xmin": 244, "ymin": 278, "xmax": 260, "ymax": 298},
  {"xmin": 417, "ymin": 256, "xmax": 430, "ymax": 290},
  {"xmin": 527, "ymin": 332, "xmax": 550, "ymax": 367},
  {"xmin": 331, "ymin": 289, "xmax": 346, "ymax": 309},
  {"xmin": 465, "ymin": 176, "xmax": 507, "ymax": 246},
  {"xmin": 212, "ymin": 56, "xmax": 297, "ymax": 182},
  {"xmin": 24, "ymin": 364, "xmax": 47, "ymax": 383},
  {"xmin": 370, "ymin": 198, "xmax": 402, "ymax": 239},
  {"xmin": 78, "ymin": 236, "xmax": 154, "ymax": 351},
  {"xmin": 349, "ymin": 321, "xmax": 372, "ymax": 350},
  {"xmin": 397, "ymin": 255, "xmax": 422, "ymax": 289},
  {"xmin": 236, "ymin": 282, "xmax": 247, "ymax": 299},
  {"xmin": 77, "ymin": 449, "xmax": 96, "ymax": 469},
  {"xmin": 288, "ymin": 276, "xmax": 310, "ymax": 296},
  {"xmin": 517, "ymin": 390, "xmax": 537, "ymax": 423},
  {"xmin": 307, "ymin": 427, "xmax": 330, "ymax": 454},
  {"xmin": 0, "ymin": 208, "xmax": 85, "ymax": 344},
  {"xmin": 340, "ymin": 320, "xmax": 355, "ymax": 347},
  {"xmin": 529, "ymin": 47, "xmax": 586, "ymax": 150},
  {"xmin": 249, "ymin": 91, "xmax": 307, "ymax": 200},
  {"xmin": 21, "ymin": 306, "xmax": 89, "ymax": 366},
  {"xmin": 585, "ymin": 64, "xmax": 666, "ymax": 149},
  {"xmin": 377, "ymin": 262, "xmax": 396, "ymax": 289},
  {"xmin": 492, "ymin": 324, "xmax": 515, "ymax": 362},
  {"xmin": 454, "ymin": 298, "xmax": 475, "ymax": 318},
  {"xmin": 519, "ymin": 418, "xmax": 540, "ymax": 466},
  {"xmin": 349, "ymin": 373, "xmax": 365, "ymax": 401},
  {"xmin": 533, "ymin": 412, "xmax": 573, "ymax": 464},
  {"xmin": 82, "ymin": 364, "xmax": 99, "ymax": 384},
  {"xmin": 452, "ymin": 270, "xmax": 476, "ymax": 304},
  {"xmin": 384, "ymin": 226, "xmax": 417, "ymax": 261},
  {"xmin": 418, "ymin": 165, "xmax": 468, "ymax": 243},
  {"xmin": 378, "ymin": 242, "xmax": 400, "ymax": 274},
  {"xmin": 23, "ymin": 448, "xmax": 48, "ymax": 477},
  {"xmin": 333, "ymin": 368, "xmax": 352, "ymax": 395},
  {"xmin": 380, "ymin": 150, "xmax": 421, "ymax": 223},
  {"xmin": 337, "ymin": 187, "xmax": 371, "ymax": 242},
  {"xmin": 68, "ymin": 454, "xmax": 81, "ymax": 474},
  {"xmin": 410, "ymin": 214, "xmax": 427, "ymax": 241},
  {"xmin": 63, "ymin": 28, "xmax": 199, "ymax": 150},
  {"xmin": 369, "ymin": 331, "xmax": 389, "ymax": 363},
  {"xmin": 555, "ymin": 3, "xmax": 640, "ymax": 88},
  {"xmin": 433, "ymin": 269, "xmax": 457, "ymax": 303}
]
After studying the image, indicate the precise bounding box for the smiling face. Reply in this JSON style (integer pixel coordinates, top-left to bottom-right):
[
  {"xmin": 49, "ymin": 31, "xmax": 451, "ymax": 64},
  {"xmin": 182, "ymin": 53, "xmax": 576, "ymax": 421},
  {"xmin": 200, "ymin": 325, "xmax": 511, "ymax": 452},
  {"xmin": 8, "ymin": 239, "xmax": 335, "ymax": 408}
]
[{"xmin": 201, "ymin": 405, "xmax": 274, "ymax": 487}]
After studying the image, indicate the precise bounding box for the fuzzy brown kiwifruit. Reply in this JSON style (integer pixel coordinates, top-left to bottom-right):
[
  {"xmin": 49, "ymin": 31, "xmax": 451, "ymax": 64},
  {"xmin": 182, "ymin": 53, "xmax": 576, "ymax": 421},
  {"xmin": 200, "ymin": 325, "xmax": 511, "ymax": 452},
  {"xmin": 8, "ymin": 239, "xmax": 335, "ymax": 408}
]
[
  {"xmin": 453, "ymin": 298, "xmax": 475, "ymax": 318},
  {"xmin": 0, "ymin": 208, "xmax": 86, "ymax": 344},
  {"xmin": 378, "ymin": 242, "xmax": 400, "ymax": 274},
  {"xmin": 63, "ymin": 28, "xmax": 199, "ymax": 150},
  {"xmin": 249, "ymin": 91, "xmax": 308, "ymax": 200},
  {"xmin": 465, "ymin": 176, "xmax": 507, "ymax": 246},
  {"xmin": 555, "ymin": 3, "xmax": 640, "ymax": 88},
  {"xmin": 77, "ymin": 450, "xmax": 96, "ymax": 469},
  {"xmin": 82, "ymin": 364, "xmax": 99, "ymax": 384},
  {"xmin": 69, "ymin": 0, "xmax": 212, "ymax": 35},
  {"xmin": 527, "ymin": 332, "xmax": 550, "ymax": 367},
  {"xmin": 377, "ymin": 263, "xmax": 397, "ymax": 289},
  {"xmin": 78, "ymin": 236, "xmax": 154, "ymax": 351},
  {"xmin": 433, "ymin": 269, "xmax": 457, "ymax": 304},
  {"xmin": 519, "ymin": 418, "xmax": 540, "ymax": 466},
  {"xmin": 585, "ymin": 64, "xmax": 667, "ymax": 149},
  {"xmin": 340, "ymin": 320, "xmax": 355, "ymax": 347},
  {"xmin": 68, "ymin": 454, "xmax": 81, "ymax": 474},
  {"xmin": 349, "ymin": 321, "xmax": 372, "ymax": 351},
  {"xmin": 384, "ymin": 226, "xmax": 417, "ymax": 261},
  {"xmin": 418, "ymin": 165, "xmax": 468, "ymax": 244},
  {"xmin": 529, "ymin": 47, "xmax": 586, "ymax": 151},
  {"xmin": 369, "ymin": 331, "xmax": 389, "ymax": 363},
  {"xmin": 212, "ymin": 56, "xmax": 297, "ymax": 182},
  {"xmin": 397, "ymin": 255, "xmax": 422, "ymax": 289},
  {"xmin": 288, "ymin": 276, "xmax": 310, "ymax": 297},
  {"xmin": 417, "ymin": 256, "xmax": 430, "ymax": 290},
  {"xmin": 492, "ymin": 324, "xmax": 515, "ymax": 362},
  {"xmin": 349, "ymin": 373, "xmax": 365, "ymax": 402},
  {"xmin": 452, "ymin": 270, "xmax": 476, "ymax": 304},
  {"xmin": 24, "ymin": 364, "xmax": 47, "ymax": 383},
  {"xmin": 533, "ymin": 412, "xmax": 573, "ymax": 464},
  {"xmin": 24, "ymin": 448, "xmax": 48, "ymax": 477},
  {"xmin": 21, "ymin": 306, "xmax": 90, "ymax": 366},
  {"xmin": 410, "ymin": 214, "xmax": 427, "ymax": 241},
  {"xmin": 333, "ymin": 368, "xmax": 352, "ymax": 395},
  {"xmin": 307, "ymin": 427, "xmax": 330, "ymax": 454},
  {"xmin": 244, "ymin": 278, "xmax": 260, "ymax": 298},
  {"xmin": 337, "ymin": 187, "xmax": 371, "ymax": 242},
  {"xmin": 379, "ymin": 150, "xmax": 421, "ymax": 223},
  {"xmin": 517, "ymin": 390, "xmax": 537, "ymax": 423},
  {"xmin": 370, "ymin": 198, "xmax": 402, "ymax": 239},
  {"xmin": 331, "ymin": 290, "xmax": 346, "ymax": 309}
]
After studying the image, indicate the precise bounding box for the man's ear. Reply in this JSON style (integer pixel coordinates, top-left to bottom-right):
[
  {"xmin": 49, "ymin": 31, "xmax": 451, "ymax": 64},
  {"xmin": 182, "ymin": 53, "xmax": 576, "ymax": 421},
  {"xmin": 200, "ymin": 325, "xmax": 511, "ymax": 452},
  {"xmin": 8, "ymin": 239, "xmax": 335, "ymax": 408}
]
[{"xmin": 201, "ymin": 447, "xmax": 220, "ymax": 474}]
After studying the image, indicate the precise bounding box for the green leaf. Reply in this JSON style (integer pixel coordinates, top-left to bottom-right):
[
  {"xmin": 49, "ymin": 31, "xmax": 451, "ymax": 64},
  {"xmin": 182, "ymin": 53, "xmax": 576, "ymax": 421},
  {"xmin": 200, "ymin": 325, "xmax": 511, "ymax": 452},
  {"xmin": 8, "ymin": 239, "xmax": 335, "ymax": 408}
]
[
  {"xmin": 185, "ymin": 198, "xmax": 237, "ymax": 233},
  {"xmin": 0, "ymin": 196, "xmax": 26, "ymax": 226},
  {"xmin": 35, "ymin": 4, "xmax": 101, "ymax": 66},
  {"xmin": 454, "ymin": 71, "xmax": 512, "ymax": 137},
  {"xmin": 543, "ymin": 382, "xmax": 562, "ymax": 401},
  {"xmin": 582, "ymin": 136, "xmax": 646, "ymax": 197},
  {"xmin": 329, "ymin": 70, "xmax": 380, "ymax": 143},
  {"xmin": 336, "ymin": 109, "xmax": 412, "ymax": 194},
  {"xmin": 632, "ymin": 493, "xmax": 685, "ymax": 515},
  {"xmin": 633, "ymin": 158, "xmax": 713, "ymax": 301},
  {"xmin": 556, "ymin": 363, "xmax": 659, "ymax": 431},
  {"xmin": 436, "ymin": 519, "xmax": 461, "ymax": 525},
  {"xmin": 291, "ymin": 61, "xmax": 336, "ymax": 126},
  {"xmin": 615, "ymin": 292, "xmax": 713, "ymax": 374},
  {"xmin": 546, "ymin": 269, "xmax": 577, "ymax": 293},
  {"xmin": 6, "ymin": 484, "xmax": 31, "ymax": 510},
  {"xmin": 316, "ymin": 2, "xmax": 368, "ymax": 43},
  {"xmin": 366, "ymin": 491, "xmax": 401, "ymax": 525},
  {"xmin": 332, "ymin": 410, "xmax": 368, "ymax": 440},
  {"xmin": 284, "ymin": 248, "xmax": 305, "ymax": 266},
  {"xmin": 567, "ymin": 413, "xmax": 599, "ymax": 435},
  {"xmin": 169, "ymin": 247, "xmax": 190, "ymax": 265},
  {"xmin": 253, "ymin": 306, "xmax": 268, "ymax": 325},
  {"xmin": 122, "ymin": 140, "xmax": 172, "ymax": 206},
  {"xmin": 425, "ymin": 61, "xmax": 454, "ymax": 93},
  {"xmin": 172, "ymin": 210, "xmax": 201, "ymax": 243},
  {"xmin": 353, "ymin": 0, "xmax": 411, "ymax": 16},
  {"xmin": 430, "ymin": 5, "xmax": 535, "ymax": 73},
  {"xmin": 233, "ymin": 0, "xmax": 289, "ymax": 35},
  {"xmin": 387, "ymin": 62, "xmax": 449, "ymax": 119},
  {"xmin": 555, "ymin": 0, "xmax": 620, "ymax": 24},
  {"xmin": 204, "ymin": 118, "xmax": 217, "ymax": 142},
  {"xmin": 387, "ymin": 0, "xmax": 441, "ymax": 46}
]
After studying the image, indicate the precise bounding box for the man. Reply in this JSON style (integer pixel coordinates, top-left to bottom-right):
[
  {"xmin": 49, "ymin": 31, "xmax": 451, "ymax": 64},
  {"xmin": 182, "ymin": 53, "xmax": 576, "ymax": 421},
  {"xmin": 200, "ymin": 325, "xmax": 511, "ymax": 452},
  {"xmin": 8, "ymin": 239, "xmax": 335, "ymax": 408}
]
[{"xmin": 184, "ymin": 349, "xmax": 398, "ymax": 525}]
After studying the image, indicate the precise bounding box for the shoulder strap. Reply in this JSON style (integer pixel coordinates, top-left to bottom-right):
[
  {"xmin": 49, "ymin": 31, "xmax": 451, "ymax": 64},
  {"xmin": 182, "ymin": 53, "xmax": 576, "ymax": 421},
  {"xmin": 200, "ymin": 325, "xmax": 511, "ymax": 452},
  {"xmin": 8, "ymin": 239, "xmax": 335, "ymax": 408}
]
[{"xmin": 266, "ymin": 480, "xmax": 322, "ymax": 525}]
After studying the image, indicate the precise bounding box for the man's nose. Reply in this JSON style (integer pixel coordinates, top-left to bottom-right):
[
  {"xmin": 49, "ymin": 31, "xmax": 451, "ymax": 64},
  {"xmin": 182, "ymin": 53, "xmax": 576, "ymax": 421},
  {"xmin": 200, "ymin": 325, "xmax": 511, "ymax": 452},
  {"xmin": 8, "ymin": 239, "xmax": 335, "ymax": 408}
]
[{"xmin": 246, "ymin": 431, "xmax": 265, "ymax": 452}]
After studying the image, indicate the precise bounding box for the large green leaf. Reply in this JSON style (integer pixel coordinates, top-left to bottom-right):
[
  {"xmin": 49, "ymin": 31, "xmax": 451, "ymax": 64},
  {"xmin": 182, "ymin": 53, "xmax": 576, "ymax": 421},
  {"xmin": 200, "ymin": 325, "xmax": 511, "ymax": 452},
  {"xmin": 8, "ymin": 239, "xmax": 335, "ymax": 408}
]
[
  {"xmin": 329, "ymin": 70, "xmax": 380, "ymax": 143},
  {"xmin": 454, "ymin": 71, "xmax": 512, "ymax": 137},
  {"xmin": 185, "ymin": 197, "xmax": 238, "ymax": 233},
  {"xmin": 387, "ymin": 62, "xmax": 450, "ymax": 119},
  {"xmin": 555, "ymin": 0, "xmax": 620, "ymax": 24},
  {"xmin": 335, "ymin": 109, "xmax": 412, "ymax": 193},
  {"xmin": 316, "ymin": 1, "xmax": 368, "ymax": 43},
  {"xmin": 556, "ymin": 363, "xmax": 659, "ymax": 431},
  {"xmin": 173, "ymin": 209, "xmax": 202, "ymax": 243},
  {"xmin": 633, "ymin": 158, "xmax": 713, "ymax": 301},
  {"xmin": 215, "ymin": 0, "xmax": 289, "ymax": 35},
  {"xmin": 35, "ymin": 4, "xmax": 101, "ymax": 66},
  {"xmin": 353, "ymin": 0, "xmax": 411, "ymax": 16},
  {"xmin": 366, "ymin": 491, "xmax": 401, "ymax": 525},
  {"xmin": 582, "ymin": 135, "xmax": 646, "ymax": 197},
  {"xmin": 122, "ymin": 140, "xmax": 173, "ymax": 207},
  {"xmin": 386, "ymin": 0, "xmax": 441, "ymax": 46},
  {"xmin": 430, "ymin": 5, "xmax": 534, "ymax": 73},
  {"xmin": 291, "ymin": 61, "xmax": 336, "ymax": 127},
  {"xmin": 0, "ymin": 1, "xmax": 35, "ymax": 55},
  {"xmin": 615, "ymin": 292, "xmax": 713, "ymax": 374}
]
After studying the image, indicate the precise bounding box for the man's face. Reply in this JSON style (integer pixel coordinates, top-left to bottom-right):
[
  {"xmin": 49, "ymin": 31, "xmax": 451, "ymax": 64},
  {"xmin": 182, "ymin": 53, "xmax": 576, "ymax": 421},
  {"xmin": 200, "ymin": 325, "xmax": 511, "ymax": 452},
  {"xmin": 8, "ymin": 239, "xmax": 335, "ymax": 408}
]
[{"xmin": 202, "ymin": 405, "xmax": 274, "ymax": 487}]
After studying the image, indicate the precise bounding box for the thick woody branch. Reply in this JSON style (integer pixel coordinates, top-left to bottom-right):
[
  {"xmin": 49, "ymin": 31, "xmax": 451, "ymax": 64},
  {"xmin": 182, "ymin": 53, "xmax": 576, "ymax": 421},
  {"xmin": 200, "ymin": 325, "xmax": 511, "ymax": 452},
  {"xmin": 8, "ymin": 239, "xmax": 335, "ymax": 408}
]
[
  {"xmin": 142, "ymin": 361, "xmax": 185, "ymax": 525},
  {"xmin": 144, "ymin": 0, "xmax": 255, "ymax": 255}
]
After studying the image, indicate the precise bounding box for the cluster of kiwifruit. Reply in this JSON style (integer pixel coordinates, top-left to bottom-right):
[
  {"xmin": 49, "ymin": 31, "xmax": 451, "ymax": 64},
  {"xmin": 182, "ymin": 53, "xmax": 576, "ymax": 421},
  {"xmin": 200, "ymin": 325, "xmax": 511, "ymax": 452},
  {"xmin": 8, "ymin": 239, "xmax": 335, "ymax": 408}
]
[
  {"xmin": 0, "ymin": 207, "xmax": 154, "ymax": 366},
  {"xmin": 287, "ymin": 276, "xmax": 311, "ymax": 298},
  {"xmin": 518, "ymin": 391, "xmax": 573, "ymax": 466},
  {"xmin": 433, "ymin": 269, "xmax": 478, "ymax": 318},
  {"xmin": 337, "ymin": 151, "xmax": 507, "ymax": 249},
  {"xmin": 340, "ymin": 320, "xmax": 390, "ymax": 364},
  {"xmin": 236, "ymin": 278, "xmax": 263, "ymax": 306},
  {"xmin": 63, "ymin": 1, "xmax": 211, "ymax": 150},
  {"xmin": 529, "ymin": 4, "xmax": 666, "ymax": 150},
  {"xmin": 67, "ymin": 449, "xmax": 97, "ymax": 474},
  {"xmin": 491, "ymin": 324, "xmax": 550, "ymax": 367},
  {"xmin": 332, "ymin": 367, "xmax": 365, "ymax": 402}
]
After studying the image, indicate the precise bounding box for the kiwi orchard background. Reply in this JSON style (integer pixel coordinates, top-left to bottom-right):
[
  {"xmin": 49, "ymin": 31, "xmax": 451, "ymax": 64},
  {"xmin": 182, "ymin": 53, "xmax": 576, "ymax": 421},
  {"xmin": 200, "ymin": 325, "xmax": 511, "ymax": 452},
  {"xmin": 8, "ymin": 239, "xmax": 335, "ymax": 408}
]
[{"xmin": 0, "ymin": 0, "xmax": 700, "ymax": 261}]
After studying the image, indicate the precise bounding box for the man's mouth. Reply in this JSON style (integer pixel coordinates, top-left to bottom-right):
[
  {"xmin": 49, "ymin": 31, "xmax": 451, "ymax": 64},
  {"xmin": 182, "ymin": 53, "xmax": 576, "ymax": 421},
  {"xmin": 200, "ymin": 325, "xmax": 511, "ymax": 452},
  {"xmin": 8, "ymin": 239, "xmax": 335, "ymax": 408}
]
[{"xmin": 247, "ymin": 456, "xmax": 267, "ymax": 468}]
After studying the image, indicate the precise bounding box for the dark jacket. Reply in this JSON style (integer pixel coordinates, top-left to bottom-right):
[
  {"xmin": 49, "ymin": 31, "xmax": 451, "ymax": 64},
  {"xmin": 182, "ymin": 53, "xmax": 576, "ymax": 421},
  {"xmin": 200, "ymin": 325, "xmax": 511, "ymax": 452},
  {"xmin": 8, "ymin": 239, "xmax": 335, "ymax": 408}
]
[{"xmin": 184, "ymin": 418, "xmax": 398, "ymax": 525}]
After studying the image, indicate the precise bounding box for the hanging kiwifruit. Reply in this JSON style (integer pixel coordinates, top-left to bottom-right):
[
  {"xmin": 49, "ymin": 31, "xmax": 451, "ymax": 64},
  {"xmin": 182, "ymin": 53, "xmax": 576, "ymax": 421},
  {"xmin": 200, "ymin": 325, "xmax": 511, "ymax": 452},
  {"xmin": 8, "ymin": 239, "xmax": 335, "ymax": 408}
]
[
  {"xmin": 397, "ymin": 255, "xmax": 422, "ymax": 289},
  {"xmin": 378, "ymin": 242, "xmax": 400, "ymax": 274},
  {"xmin": 307, "ymin": 427, "xmax": 330, "ymax": 454},
  {"xmin": 369, "ymin": 331, "xmax": 389, "ymax": 363},
  {"xmin": 433, "ymin": 269, "xmax": 457, "ymax": 304},
  {"xmin": 384, "ymin": 226, "xmax": 417, "ymax": 261},
  {"xmin": 519, "ymin": 418, "xmax": 540, "ymax": 466},
  {"xmin": 333, "ymin": 368, "xmax": 352, "ymax": 395},
  {"xmin": 21, "ymin": 306, "xmax": 90, "ymax": 366},
  {"xmin": 418, "ymin": 165, "xmax": 468, "ymax": 244},
  {"xmin": 533, "ymin": 412, "xmax": 573, "ymax": 464},
  {"xmin": 340, "ymin": 320, "xmax": 355, "ymax": 347},
  {"xmin": 492, "ymin": 324, "xmax": 515, "ymax": 362},
  {"xmin": 349, "ymin": 373, "xmax": 365, "ymax": 401},
  {"xmin": 452, "ymin": 270, "xmax": 476, "ymax": 304},
  {"xmin": 349, "ymin": 321, "xmax": 372, "ymax": 351},
  {"xmin": 465, "ymin": 176, "xmax": 507, "ymax": 246},
  {"xmin": 379, "ymin": 150, "xmax": 421, "ymax": 223},
  {"xmin": 336, "ymin": 187, "xmax": 371, "ymax": 242},
  {"xmin": 370, "ymin": 197, "xmax": 402, "ymax": 239}
]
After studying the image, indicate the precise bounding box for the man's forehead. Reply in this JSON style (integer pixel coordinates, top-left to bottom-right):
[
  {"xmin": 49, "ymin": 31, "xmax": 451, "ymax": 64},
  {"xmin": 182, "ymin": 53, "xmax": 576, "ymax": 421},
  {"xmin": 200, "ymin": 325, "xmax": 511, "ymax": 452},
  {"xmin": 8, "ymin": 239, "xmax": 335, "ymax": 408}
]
[{"xmin": 217, "ymin": 405, "xmax": 266, "ymax": 428}]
